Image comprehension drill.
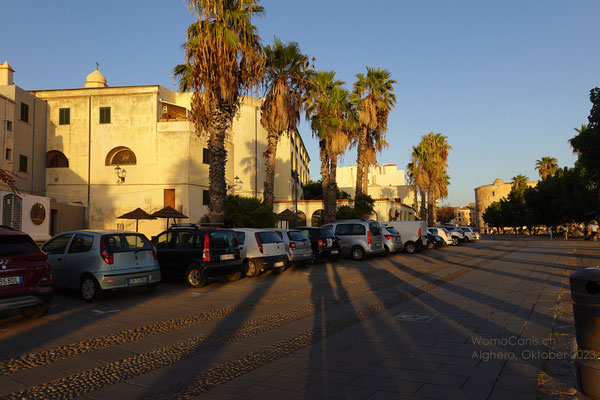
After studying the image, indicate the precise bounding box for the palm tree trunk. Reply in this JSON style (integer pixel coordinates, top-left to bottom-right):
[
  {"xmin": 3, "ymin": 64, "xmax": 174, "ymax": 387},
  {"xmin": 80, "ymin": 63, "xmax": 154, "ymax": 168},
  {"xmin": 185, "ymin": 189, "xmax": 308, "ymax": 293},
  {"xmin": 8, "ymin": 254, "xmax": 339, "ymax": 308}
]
[
  {"xmin": 319, "ymin": 140, "xmax": 330, "ymax": 225},
  {"xmin": 419, "ymin": 190, "xmax": 427, "ymax": 221},
  {"xmin": 207, "ymin": 105, "xmax": 233, "ymax": 224},
  {"xmin": 355, "ymin": 127, "xmax": 368, "ymax": 198},
  {"xmin": 326, "ymin": 154, "xmax": 338, "ymax": 223},
  {"xmin": 263, "ymin": 130, "xmax": 278, "ymax": 208},
  {"xmin": 413, "ymin": 187, "xmax": 418, "ymax": 220},
  {"xmin": 363, "ymin": 162, "xmax": 368, "ymax": 195}
]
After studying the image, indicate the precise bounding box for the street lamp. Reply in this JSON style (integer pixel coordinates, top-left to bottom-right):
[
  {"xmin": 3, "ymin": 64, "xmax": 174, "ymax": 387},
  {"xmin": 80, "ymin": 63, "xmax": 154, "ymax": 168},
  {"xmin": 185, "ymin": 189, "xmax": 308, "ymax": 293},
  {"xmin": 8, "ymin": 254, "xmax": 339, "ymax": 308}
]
[
  {"xmin": 115, "ymin": 166, "xmax": 126, "ymax": 184},
  {"xmin": 227, "ymin": 176, "xmax": 243, "ymax": 192}
]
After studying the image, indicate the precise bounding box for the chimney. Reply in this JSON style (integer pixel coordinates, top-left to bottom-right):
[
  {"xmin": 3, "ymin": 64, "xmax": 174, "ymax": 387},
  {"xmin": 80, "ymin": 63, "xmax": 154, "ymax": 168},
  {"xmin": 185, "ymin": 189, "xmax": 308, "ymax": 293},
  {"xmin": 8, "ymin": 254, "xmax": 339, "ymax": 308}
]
[{"xmin": 0, "ymin": 61, "xmax": 15, "ymax": 85}]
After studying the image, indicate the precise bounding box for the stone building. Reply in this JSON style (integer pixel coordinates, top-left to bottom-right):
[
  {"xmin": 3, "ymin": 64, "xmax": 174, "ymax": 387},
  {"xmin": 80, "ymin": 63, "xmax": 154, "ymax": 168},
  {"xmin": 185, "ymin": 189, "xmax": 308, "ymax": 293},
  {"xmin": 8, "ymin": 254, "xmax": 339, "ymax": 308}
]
[{"xmin": 474, "ymin": 178, "xmax": 537, "ymax": 230}]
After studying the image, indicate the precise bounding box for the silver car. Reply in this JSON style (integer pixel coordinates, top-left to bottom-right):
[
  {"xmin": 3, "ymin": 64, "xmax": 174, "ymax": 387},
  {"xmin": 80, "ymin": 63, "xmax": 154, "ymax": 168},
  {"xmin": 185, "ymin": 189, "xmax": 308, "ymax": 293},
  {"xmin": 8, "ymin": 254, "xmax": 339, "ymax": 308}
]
[
  {"xmin": 382, "ymin": 226, "xmax": 402, "ymax": 254},
  {"xmin": 273, "ymin": 229, "xmax": 313, "ymax": 266},
  {"xmin": 322, "ymin": 220, "xmax": 385, "ymax": 260},
  {"xmin": 42, "ymin": 230, "xmax": 161, "ymax": 302}
]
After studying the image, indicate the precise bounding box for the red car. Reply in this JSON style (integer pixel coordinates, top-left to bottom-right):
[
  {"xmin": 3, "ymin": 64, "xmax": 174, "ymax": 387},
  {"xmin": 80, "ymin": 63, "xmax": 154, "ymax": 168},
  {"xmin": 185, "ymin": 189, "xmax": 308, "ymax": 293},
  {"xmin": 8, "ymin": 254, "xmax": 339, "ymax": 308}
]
[{"xmin": 0, "ymin": 227, "xmax": 54, "ymax": 318}]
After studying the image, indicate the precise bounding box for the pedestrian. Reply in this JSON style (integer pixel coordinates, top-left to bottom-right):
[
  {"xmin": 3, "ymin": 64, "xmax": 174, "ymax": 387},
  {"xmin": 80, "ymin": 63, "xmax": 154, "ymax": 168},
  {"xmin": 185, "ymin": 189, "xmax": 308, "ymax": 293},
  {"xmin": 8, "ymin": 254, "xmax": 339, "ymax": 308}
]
[
  {"xmin": 548, "ymin": 225, "xmax": 553, "ymax": 240},
  {"xmin": 562, "ymin": 224, "xmax": 569, "ymax": 241},
  {"xmin": 591, "ymin": 220, "xmax": 599, "ymax": 242}
]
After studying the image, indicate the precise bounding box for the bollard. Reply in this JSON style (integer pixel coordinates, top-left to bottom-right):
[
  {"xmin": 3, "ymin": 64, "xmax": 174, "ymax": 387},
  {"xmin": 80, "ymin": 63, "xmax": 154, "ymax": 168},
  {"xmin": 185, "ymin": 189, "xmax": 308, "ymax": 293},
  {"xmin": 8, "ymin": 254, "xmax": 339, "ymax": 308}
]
[{"xmin": 570, "ymin": 267, "xmax": 600, "ymax": 398}]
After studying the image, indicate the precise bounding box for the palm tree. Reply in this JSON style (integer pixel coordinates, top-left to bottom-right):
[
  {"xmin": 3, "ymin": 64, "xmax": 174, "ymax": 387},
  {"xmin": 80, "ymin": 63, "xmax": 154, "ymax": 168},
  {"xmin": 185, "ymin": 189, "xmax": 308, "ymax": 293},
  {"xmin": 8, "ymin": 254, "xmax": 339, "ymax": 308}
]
[
  {"xmin": 535, "ymin": 156, "xmax": 558, "ymax": 179},
  {"xmin": 407, "ymin": 144, "xmax": 430, "ymax": 220},
  {"xmin": 304, "ymin": 71, "xmax": 348, "ymax": 223},
  {"xmin": 260, "ymin": 39, "xmax": 310, "ymax": 207},
  {"xmin": 511, "ymin": 174, "xmax": 529, "ymax": 191},
  {"xmin": 179, "ymin": 0, "xmax": 264, "ymax": 223},
  {"xmin": 352, "ymin": 67, "xmax": 396, "ymax": 197}
]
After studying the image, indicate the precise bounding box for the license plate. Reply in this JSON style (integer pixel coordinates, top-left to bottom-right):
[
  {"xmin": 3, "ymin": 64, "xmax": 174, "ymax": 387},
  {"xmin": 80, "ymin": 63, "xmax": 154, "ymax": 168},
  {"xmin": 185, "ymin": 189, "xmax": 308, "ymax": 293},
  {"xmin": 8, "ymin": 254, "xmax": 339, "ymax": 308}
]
[
  {"xmin": 220, "ymin": 254, "xmax": 234, "ymax": 261},
  {"xmin": 327, "ymin": 238, "xmax": 332, "ymax": 247},
  {"xmin": 127, "ymin": 276, "xmax": 149, "ymax": 285},
  {"xmin": 331, "ymin": 250, "xmax": 339, "ymax": 255},
  {"xmin": 275, "ymin": 261, "xmax": 285, "ymax": 267},
  {"xmin": 0, "ymin": 276, "xmax": 22, "ymax": 286}
]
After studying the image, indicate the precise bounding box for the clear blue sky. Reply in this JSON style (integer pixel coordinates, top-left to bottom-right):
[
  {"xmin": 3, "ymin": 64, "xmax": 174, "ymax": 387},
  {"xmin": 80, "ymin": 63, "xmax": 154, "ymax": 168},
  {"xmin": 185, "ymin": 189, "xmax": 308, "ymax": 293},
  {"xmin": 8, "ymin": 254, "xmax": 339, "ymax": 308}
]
[{"xmin": 3, "ymin": 0, "xmax": 598, "ymax": 206}]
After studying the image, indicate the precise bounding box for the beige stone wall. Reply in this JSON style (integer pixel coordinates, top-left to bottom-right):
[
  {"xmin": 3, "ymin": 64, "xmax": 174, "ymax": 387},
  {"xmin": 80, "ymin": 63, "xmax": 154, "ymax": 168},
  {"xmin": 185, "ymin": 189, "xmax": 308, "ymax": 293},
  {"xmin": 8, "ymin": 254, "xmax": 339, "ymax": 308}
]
[
  {"xmin": 32, "ymin": 82, "xmax": 310, "ymax": 239},
  {"xmin": 474, "ymin": 179, "xmax": 537, "ymax": 229}
]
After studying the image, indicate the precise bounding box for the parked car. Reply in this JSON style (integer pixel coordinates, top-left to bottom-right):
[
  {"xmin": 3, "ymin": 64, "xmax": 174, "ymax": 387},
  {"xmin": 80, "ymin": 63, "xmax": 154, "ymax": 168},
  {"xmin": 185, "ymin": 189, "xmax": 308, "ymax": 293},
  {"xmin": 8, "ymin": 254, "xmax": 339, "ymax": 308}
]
[
  {"xmin": 382, "ymin": 221, "xmax": 428, "ymax": 254},
  {"xmin": 440, "ymin": 226, "xmax": 466, "ymax": 245},
  {"xmin": 381, "ymin": 225, "xmax": 402, "ymax": 255},
  {"xmin": 321, "ymin": 220, "xmax": 385, "ymax": 260},
  {"xmin": 295, "ymin": 227, "xmax": 341, "ymax": 263},
  {"xmin": 459, "ymin": 226, "xmax": 479, "ymax": 242},
  {"xmin": 427, "ymin": 227, "xmax": 453, "ymax": 246},
  {"xmin": 426, "ymin": 231, "xmax": 446, "ymax": 249},
  {"xmin": 152, "ymin": 225, "xmax": 243, "ymax": 287},
  {"xmin": 273, "ymin": 229, "xmax": 313, "ymax": 267},
  {"xmin": 43, "ymin": 230, "xmax": 160, "ymax": 302},
  {"xmin": 233, "ymin": 229, "xmax": 288, "ymax": 277},
  {"xmin": 0, "ymin": 227, "xmax": 54, "ymax": 318}
]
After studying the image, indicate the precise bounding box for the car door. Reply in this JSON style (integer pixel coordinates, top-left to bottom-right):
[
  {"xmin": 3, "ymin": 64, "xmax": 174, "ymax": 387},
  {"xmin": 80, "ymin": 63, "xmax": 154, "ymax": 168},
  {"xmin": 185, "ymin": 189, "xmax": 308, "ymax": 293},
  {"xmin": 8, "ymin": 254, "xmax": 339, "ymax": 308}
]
[
  {"xmin": 333, "ymin": 224, "xmax": 351, "ymax": 255},
  {"xmin": 42, "ymin": 233, "xmax": 74, "ymax": 288},
  {"xmin": 171, "ymin": 230, "xmax": 197, "ymax": 268},
  {"xmin": 63, "ymin": 233, "xmax": 96, "ymax": 289},
  {"xmin": 153, "ymin": 231, "xmax": 175, "ymax": 272}
]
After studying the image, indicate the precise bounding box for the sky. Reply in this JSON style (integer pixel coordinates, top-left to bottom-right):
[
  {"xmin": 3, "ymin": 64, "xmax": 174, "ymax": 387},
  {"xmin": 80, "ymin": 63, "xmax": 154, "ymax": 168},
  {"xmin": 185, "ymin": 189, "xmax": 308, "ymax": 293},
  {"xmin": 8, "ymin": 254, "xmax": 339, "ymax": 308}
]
[{"xmin": 3, "ymin": 0, "xmax": 598, "ymax": 206}]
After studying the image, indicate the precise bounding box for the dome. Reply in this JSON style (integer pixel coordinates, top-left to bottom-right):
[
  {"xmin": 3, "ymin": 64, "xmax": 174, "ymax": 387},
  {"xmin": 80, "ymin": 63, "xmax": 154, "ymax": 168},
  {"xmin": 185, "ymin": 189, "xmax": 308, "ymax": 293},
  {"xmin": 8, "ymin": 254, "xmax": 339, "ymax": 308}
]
[
  {"xmin": 84, "ymin": 69, "xmax": 107, "ymax": 88},
  {"xmin": 492, "ymin": 178, "xmax": 504, "ymax": 185}
]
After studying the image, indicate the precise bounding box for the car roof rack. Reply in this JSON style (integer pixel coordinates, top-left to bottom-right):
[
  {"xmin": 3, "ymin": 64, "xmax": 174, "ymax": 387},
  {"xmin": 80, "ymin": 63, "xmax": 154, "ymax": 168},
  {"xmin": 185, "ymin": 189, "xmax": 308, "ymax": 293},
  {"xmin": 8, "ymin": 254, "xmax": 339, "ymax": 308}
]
[{"xmin": 170, "ymin": 222, "xmax": 226, "ymax": 229}]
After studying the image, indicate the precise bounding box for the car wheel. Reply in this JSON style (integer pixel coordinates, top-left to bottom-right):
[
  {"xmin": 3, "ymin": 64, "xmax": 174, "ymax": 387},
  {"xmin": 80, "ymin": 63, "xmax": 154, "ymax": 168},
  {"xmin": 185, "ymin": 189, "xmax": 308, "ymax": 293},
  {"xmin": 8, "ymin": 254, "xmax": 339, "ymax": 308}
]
[
  {"xmin": 329, "ymin": 257, "xmax": 339, "ymax": 263},
  {"xmin": 225, "ymin": 271, "xmax": 242, "ymax": 282},
  {"xmin": 139, "ymin": 283, "xmax": 158, "ymax": 294},
  {"xmin": 452, "ymin": 237, "xmax": 459, "ymax": 246},
  {"xmin": 19, "ymin": 304, "xmax": 50, "ymax": 318},
  {"xmin": 381, "ymin": 246, "xmax": 390, "ymax": 257},
  {"xmin": 80, "ymin": 275, "xmax": 103, "ymax": 303},
  {"xmin": 245, "ymin": 260, "xmax": 260, "ymax": 278},
  {"xmin": 404, "ymin": 242, "xmax": 416, "ymax": 254},
  {"xmin": 351, "ymin": 246, "xmax": 366, "ymax": 261},
  {"xmin": 186, "ymin": 264, "xmax": 207, "ymax": 288},
  {"xmin": 310, "ymin": 253, "xmax": 319, "ymax": 265}
]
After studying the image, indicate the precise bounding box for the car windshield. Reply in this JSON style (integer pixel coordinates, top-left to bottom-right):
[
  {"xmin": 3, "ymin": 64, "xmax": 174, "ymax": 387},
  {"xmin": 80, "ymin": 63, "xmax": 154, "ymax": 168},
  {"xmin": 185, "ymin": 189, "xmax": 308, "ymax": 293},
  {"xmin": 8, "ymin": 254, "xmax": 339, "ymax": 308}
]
[
  {"xmin": 385, "ymin": 227, "xmax": 400, "ymax": 235},
  {"xmin": 102, "ymin": 234, "xmax": 152, "ymax": 253},
  {"xmin": 0, "ymin": 235, "xmax": 40, "ymax": 256},
  {"xmin": 288, "ymin": 231, "xmax": 308, "ymax": 241},
  {"xmin": 320, "ymin": 229, "xmax": 336, "ymax": 239}
]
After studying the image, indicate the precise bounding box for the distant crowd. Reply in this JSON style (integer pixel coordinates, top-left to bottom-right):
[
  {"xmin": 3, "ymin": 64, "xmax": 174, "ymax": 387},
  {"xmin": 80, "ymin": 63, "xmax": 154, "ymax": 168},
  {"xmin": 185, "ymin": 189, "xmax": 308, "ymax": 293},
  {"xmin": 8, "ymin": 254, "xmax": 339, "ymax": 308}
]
[{"xmin": 482, "ymin": 221, "xmax": 599, "ymax": 241}]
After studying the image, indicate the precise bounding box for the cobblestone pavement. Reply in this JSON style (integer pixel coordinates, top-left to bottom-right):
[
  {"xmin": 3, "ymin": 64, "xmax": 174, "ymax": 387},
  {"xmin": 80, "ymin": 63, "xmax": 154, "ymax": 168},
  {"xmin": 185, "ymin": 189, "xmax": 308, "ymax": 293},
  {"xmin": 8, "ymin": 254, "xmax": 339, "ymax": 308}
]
[{"xmin": 0, "ymin": 237, "xmax": 596, "ymax": 399}]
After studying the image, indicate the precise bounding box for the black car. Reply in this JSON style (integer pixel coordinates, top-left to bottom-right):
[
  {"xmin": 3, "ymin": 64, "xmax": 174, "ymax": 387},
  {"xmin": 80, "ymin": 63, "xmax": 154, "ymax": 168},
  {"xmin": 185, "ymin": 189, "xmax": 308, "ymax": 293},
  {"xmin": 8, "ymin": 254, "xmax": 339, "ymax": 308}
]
[
  {"xmin": 426, "ymin": 232, "xmax": 445, "ymax": 249},
  {"xmin": 151, "ymin": 225, "xmax": 243, "ymax": 287},
  {"xmin": 296, "ymin": 227, "xmax": 341, "ymax": 263}
]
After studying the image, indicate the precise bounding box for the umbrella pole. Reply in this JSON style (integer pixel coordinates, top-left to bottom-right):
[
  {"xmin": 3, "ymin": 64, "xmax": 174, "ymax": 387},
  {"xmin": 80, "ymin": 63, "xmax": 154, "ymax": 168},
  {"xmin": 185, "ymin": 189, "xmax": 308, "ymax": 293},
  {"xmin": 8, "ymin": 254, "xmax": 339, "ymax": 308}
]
[
  {"xmin": 166, "ymin": 217, "xmax": 169, "ymax": 229},
  {"xmin": 136, "ymin": 219, "xmax": 139, "ymax": 232}
]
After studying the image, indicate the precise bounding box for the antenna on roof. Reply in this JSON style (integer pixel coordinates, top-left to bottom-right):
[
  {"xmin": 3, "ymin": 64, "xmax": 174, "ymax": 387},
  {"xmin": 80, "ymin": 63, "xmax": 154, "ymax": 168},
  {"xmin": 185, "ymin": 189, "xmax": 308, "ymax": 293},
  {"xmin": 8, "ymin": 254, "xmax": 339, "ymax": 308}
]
[{"xmin": 96, "ymin": 61, "xmax": 99, "ymax": 70}]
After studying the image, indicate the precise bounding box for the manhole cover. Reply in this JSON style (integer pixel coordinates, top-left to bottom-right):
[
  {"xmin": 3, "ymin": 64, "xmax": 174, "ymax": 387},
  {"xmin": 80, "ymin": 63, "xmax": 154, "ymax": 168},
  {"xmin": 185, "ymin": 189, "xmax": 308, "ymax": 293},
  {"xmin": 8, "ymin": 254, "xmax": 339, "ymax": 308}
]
[{"xmin": 392, "ymin": 313, "xmax": 437, "ymax": 323}]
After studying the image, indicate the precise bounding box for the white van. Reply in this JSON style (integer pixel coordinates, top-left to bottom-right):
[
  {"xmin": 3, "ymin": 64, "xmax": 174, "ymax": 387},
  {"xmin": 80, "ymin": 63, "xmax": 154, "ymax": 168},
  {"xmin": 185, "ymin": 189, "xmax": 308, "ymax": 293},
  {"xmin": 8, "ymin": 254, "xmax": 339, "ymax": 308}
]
[{"xmin": 381, "ymin": 221, "xmax": 427, "ymax": 254}]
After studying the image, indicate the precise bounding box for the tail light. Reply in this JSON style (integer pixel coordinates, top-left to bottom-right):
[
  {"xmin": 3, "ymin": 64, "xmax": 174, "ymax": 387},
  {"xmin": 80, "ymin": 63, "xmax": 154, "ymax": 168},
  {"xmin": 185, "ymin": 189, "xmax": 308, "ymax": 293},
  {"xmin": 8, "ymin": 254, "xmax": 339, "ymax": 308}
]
[
  {"xmin": 318, "ymin": 239, "xmax": 326, "ymax": 247},
  {"xmin": 418, "ymin": 228, "xmax": 421, "ymax": 238},
  {"xmin": 384, "ymin": 235, "xmax": 392, "ymax": 240},
  {"xmin": 27, "ymin": 253, "xmax": 48, "ymax": 261},
  {"xmin": 151, "ymin": 244, "xmax": 157, "ymax": 260},
  {"xmin": 100, "ymin": 237, "xmax": 114, "ymax": 264},
  {"xmin": 289, "ymin": 242, "xmax": 296, "ymax": 250},
  {"xmin": 255, "ymin": 233, "xmax": 263, "ymax": 253},
  {"xmin": 39, "ymin": 272, "xmax": 54, "ymax": 286},
  {"xmin": 203, "ymin": 233, "xmax": 211, "ymax": 261},
  {"xmin": 367, "ymin": 231, "xmax": 371, "ymax": 244}
]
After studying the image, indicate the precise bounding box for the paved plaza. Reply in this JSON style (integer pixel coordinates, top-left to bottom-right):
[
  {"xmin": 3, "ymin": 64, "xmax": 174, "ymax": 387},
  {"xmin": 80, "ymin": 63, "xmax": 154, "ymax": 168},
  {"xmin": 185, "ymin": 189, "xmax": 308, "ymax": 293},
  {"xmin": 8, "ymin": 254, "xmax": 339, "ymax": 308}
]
[{"xmin": 0, "ymin": 237, "xmax": 597, "ymax": 399}]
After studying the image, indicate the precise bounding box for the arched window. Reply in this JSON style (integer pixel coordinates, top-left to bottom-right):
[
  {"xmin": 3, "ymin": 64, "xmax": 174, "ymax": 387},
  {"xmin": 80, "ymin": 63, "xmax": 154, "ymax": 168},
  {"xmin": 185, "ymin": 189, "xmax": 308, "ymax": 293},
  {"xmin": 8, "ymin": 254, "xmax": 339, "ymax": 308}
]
[
  {"xmin": 105, "ymin": 146, "xmax": 137, "ymax": 166},
  {"xmin": 46, "ymin": 150, "xmax": 69, "ymax": 168}
]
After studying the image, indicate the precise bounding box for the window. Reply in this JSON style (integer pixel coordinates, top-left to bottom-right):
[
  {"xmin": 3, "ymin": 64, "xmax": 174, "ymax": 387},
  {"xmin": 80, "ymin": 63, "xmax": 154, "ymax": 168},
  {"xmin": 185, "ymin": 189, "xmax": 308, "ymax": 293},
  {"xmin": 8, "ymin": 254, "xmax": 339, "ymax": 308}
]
[
  {"xmin": 236, "ymin": 231, "xmax": 246, "ymax": 245},
  {"xmin": 174, "ymin": 231, "xmax": 195, "ymax": 249},
  {"xmin": 5, "ymin": 148, "xmax": 11, "ymax": 161},
  {"xmin": 153, "ymin": 232, "xmax": 173, "ymax": 249},
  {"xmin": 334, "ymin": 224, "xmax": 351, "ymax": 236},
  {"xmin": 0, "ymin": 235, "xmax": 39, "ymax": 257},
  {"xmin": 5, "ymin": 120, "xmax": 12, "ymax": 131},
  {"xmin": 18, "ymin": 155, "xmax": 27, "ymax": 172},
  {"xmin": 351, "ymin": 224, "xmax": 367, "ymax": 235},
  {"xmin": 42, "ymin": 234, "xmax": 73, "ymax": 255},
  {"xmin": 46, "ymin": 150, "xmax": 69, "ymax": 168},
  {"xmin": 59, "ymin": 108, "xmax": 70, "ymax": 125},
  {"xmin": 369, "ymin": 223, "xmax": 381, "ymax": 235},
  {"xmin": 68, "ymin": 234, "xmax": 94, "ymax": 254},
  {"xmin": 202, "ymin": 148, "xmax": 210, "ymax": 164},
  {"xmin": 99, "ymin": 107, "xmax": 111, "ymax": 124},
  {"xmin": 257, "ymin": 231, "xmax": 283, "ymax": 244},
  {"xmin": 20, "ymin": 102, "xmax": 29, "ymax": 123},
  {"xmin": 202, "ymin": 190, "xmax": 210, "ymax": 205},
  {"xmin": 105, "ymin": 146, "xmax": 136, "ymax": 165}
]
